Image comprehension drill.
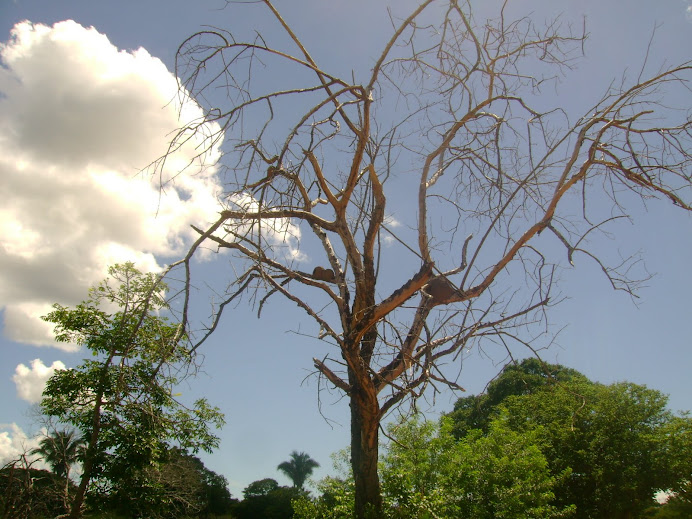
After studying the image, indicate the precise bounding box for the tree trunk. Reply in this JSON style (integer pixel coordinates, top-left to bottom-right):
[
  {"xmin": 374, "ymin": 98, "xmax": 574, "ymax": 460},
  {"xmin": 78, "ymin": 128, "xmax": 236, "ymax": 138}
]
[
  {"xmin": 350, "ymin": 383, "xmax": 383, "ymax": 519},
  {"xmin": 69, "ymin": 453, "xmax": 92, "ymax": 519},
  {"xmin": 62, "ymin": 468, "xmax": 71, "ymax": 514},
  {"xmin": 69, "ymin": 391, "xmax": 105, "ymax": 519}
]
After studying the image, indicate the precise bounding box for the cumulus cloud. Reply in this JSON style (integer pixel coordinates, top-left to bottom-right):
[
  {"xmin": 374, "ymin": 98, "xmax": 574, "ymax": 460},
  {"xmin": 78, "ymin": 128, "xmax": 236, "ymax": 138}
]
[
  {"xmin": 12, "ymin": 359, "xmax": 66, "ymax": 403},
  {"xmin": 0, "ymin": 20, "xmax": 224, "ymax": 347},
  {"xmin": 0, "ymin": 423, "xmax": 50, "ymax": 470}
]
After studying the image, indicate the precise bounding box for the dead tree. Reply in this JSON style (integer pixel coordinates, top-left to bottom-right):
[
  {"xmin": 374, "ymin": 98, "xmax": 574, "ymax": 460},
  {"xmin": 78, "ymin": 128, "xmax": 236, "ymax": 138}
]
[{"xmin": 163, "ymin": 1, "xmax": 692, "ymax": 516}]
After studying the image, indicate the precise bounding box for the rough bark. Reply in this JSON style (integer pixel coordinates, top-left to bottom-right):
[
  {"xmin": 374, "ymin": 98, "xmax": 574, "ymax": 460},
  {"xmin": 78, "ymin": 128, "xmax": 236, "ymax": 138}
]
[{"xmin": 349, "ymin": 375, "xmax": 383, "ymax": 519}]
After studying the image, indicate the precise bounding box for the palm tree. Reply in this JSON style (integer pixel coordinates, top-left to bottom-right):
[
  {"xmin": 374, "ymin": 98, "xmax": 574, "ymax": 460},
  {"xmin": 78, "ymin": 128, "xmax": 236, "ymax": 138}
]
[
  {"xmin": 277, "ymin": 451, "xmax": 319, "ymax": 489},
  {"xmin": 32, "ymin": 429, "xmax": 85, "ymax": 513},
  {"xmin": 32, "ymin": 429, "xmax": 84, "ymax": 479}
]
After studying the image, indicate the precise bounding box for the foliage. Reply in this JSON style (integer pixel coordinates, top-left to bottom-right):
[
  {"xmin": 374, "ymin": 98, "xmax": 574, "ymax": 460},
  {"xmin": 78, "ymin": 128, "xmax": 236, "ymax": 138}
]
[
  {"xmin": 292, "ymin": 476, "xmax": 355, "ymax": 519},
  {"xmin": 243, "ymin": 477, "xmax": 280, "ymax": 498},
  {"xmin": 29, "ymin": 428, "xmax": 85, "ymax": 513},
  {"xmin": 643, "ymin": 482, "xmax": 692, "ymax": 518},
  {"xmin": 381, "ymin": 416, "xmax": 572, "ymax": 518},
  {"xmin": 94, "ymin": 447, "xmax": 236, "ymax": 519},
  {"xmin": 295, "ymin": 418, "xmax": 571, "ymax": 518},
  {"xmin": 448, "ymin": 358, "xmax": 587, "ymax": 437},
  {"xmin": 233, "ymin": 479, "xmax": 305, "ymax": 519},
  {"xmin": 293, "ymin": 450, "xmax": 355, "ymax": 519},
  {"xmin": 39, "ymin": 263, "xmax": 225, "ymax": 518},
  {"xmin": 300, "ymin": 362, "xmax": 692, "ymax": 518},
  {"xmin": 277, "ymin": 451, "xmax": 320, "ymax": 489},
  {"xmin": 448, "ymin": 359, "xmax": 692, "ymax": 518}
]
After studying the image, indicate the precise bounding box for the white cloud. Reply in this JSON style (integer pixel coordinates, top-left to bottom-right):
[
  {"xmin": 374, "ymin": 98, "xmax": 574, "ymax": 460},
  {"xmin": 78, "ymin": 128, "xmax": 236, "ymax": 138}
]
[
  {"xmin": 12, "ymin": 359, "xmax": 66, "ymax": 403},
  {"xmin": 382, "ymin": 215, "xmax": 402, "ymax": 247},
  {"xmin": 0, "ymin": 423, "xmax": 45, "ymax": 468},
  {"xmin": 383, "ymin": 215, "xmax": 401, "ymax": 228},
  {"xmin": 0, "ymin": 20, "xmax": 224, "ymax": 347}
]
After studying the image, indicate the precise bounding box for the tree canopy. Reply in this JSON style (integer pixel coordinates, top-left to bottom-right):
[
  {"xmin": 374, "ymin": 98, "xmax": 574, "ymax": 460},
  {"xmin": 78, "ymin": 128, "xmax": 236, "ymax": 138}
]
[
  {"xmin": 448, "ymin": 359, "xmax": 692, "ymax": 518},
  {"xmin": 447, "ymin": 357, "xmax": 587, "ymax": 437},
  {"xmin": 30, "ymin": 428, "xmax": 85, "ymax": 513},
  {"xmin": 96, "ymin": 446, "xmax": 236, "ymax": 519},
  {"xmin": 39, "ymin": 263, "xmax": 224, "ymax": 518},
  {"xmin": 295, "ymin": 416, "xmax": 572, "ymax": 519},
  {"xmin": 31, "ymin": 429, "xmax": 84, "ymax": 480},
  {"xmin": 235, "ymin": 478, "xmax": 305, "ymax": 519}
]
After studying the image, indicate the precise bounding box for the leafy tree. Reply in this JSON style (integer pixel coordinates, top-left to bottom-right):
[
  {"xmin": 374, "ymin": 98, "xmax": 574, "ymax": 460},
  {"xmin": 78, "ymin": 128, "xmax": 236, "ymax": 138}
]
[
  {"xmin": 98, "ymin": 446, "xmax": 236, "ymax": 518},
  {"xmin": 243, "ymin": 477, "xmax": 281, "ymax": 499},
  {"xmin": 293, "ymin": 476, "xmax": 355, "ymax": 519},
  {"xmin": 235, "ymin": 478, "xmax": 305, "ymax": 519},
  {"xmin": 166, "ymin": 1, "xmax": 692, "ymax": 515},
  {"xmin": 193, "ymin": 453, "xmax": 238, "ymax": 517},
  {"xmin": 448, "ymin": 358, "xmax": 587, "ymax": 438},
  {"xmin": 296, "ymin": 418, "xmax": 571, "ymax": 519},
  {"xmin": 380, "ymin": 416, "xmax": 572, "ymax": 518},
  {"xmin": 39, "ymin": 263, "xmax": 225, "ymax": 519},
  {"xmin": 643, "ymin": 482, "xmax": 692, "ymax": 518},
  {"xmin": 448, "ymin": 360, "xmax": 692, "ymax": 518},
  {"xmin": 293, "ymin": 450, "xmax": 355, "ymax": 519},
  {"xmin": 278, "ymin": 451, "xmax": 320, "ymax": 489}
]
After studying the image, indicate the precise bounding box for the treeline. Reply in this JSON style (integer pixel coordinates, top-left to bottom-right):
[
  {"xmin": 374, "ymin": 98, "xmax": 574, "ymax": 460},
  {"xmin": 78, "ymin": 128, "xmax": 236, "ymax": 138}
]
[
  {"xmin": 3, "ymin": 266, "xmax": 690, "ymax": 518},
  {"xmin": 296, "ymin": 359, "xmax": 692, "ymax": 519},
  {"xmin": 1, "ymin": 447, "xmax": 322, "ymax": 519},
  {"xmin": 1, "ymin": 447, "xmax": 235, "ymax": 519},
  {"xmin": 4, "ymin": 358, "xmax": 691, "ymax": 518}
]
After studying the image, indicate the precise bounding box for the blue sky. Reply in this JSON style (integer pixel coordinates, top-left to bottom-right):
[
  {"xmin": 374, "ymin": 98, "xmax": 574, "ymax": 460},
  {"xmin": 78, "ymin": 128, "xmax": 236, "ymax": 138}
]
[{"xmin": 1, "ymin": 0, "xmax": 691, "ymax": 498}]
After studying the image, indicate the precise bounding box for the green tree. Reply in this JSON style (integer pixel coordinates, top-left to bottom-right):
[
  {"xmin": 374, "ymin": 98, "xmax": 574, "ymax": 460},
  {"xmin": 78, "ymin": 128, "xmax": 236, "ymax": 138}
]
[
  {"xmin": 448, "ymin": 360, "xmax": 692, "ymax": 518},
  {"xmin": 295, "ymin": 418, "xmax": 571, "ymax": 519},
  {"xmin": 39, "ymin": 263, "xmax": 225, "ymax": 519},
  {"xmin": 168, "ymin": 0, "xmax": 692, "ymax": 515},
  {"xmin": 243, "ymin": 478, "xmax": 280, "ymax": 499},
  {"xmin": 278, "ymin": 451, "xmax": 320, "ymax": 489},
  {"xmin": 293, "ymin": 476, "xmax": 354, "ymax": 519},
  {"xmin": 507, "ymin": 382, "xmax": 691, "ymax": 518},
  {"xmin": 381, "ymin": 416, "xmax": 571, "ymax": 518},
  {"xmin": 448, "ymin": 358, "xmax": 586, "ymax": 438},
  {"xmin": 98, "ymin": 446, "xmax": 236, "ymax": 518},
  {"xmin": 643, "ymin": 482, "xmax": 692, "ymax": 518},
  {"xmin": 235, "ymin": 478, "xmax": 305, "ymax": 519},
  {"xmin": 292, "ymin": 450, "xmax": 355, "ymax": 519},
  {"xmin": 192, "ymin": 452, "xmax": 237, "ymax": 517}
]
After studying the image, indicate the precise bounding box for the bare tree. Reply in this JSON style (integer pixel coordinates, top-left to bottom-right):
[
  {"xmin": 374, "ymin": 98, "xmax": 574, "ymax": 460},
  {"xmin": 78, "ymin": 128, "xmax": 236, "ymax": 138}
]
[
  {"xmin": 164, "ymin": 1, "xmax": 692, "ymax": 516},
  {"xmin": 1, "ymin": 451, "xmax": 67, "ymax": 519}
]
